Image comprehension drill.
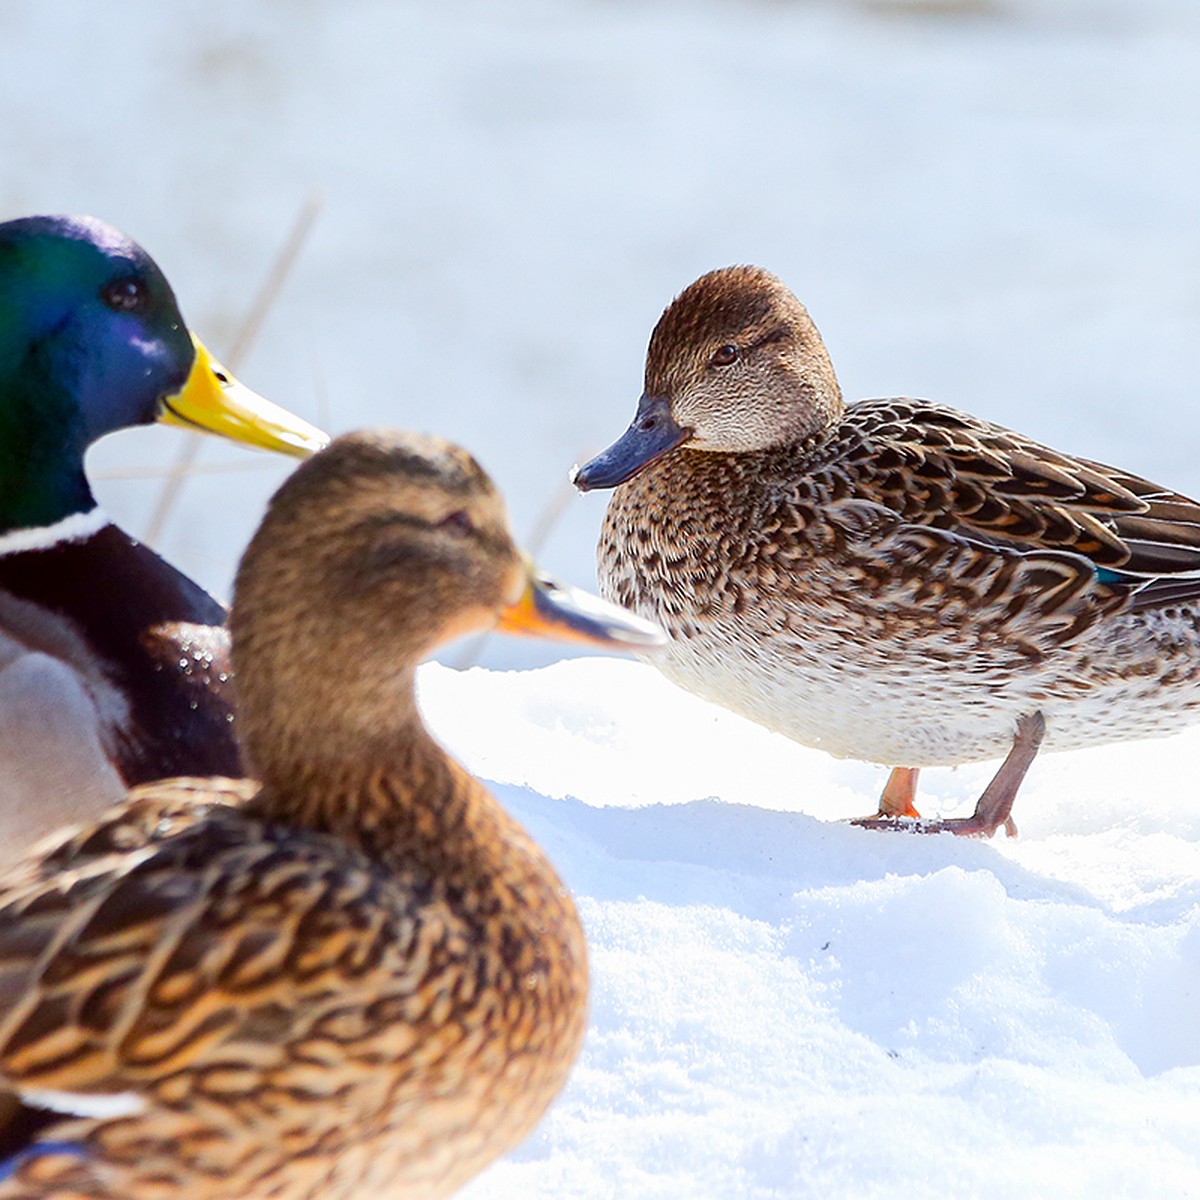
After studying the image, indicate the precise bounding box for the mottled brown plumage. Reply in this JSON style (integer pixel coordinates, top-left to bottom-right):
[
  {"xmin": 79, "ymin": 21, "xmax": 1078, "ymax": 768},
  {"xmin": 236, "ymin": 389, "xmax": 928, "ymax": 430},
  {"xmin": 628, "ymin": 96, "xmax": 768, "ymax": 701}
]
[
  {"xmin": 0, "ymin": 430, "xmax": 660, "ymax": 1198},
  {"xmin": 575, "ymin": 266, "xmax": 1200, "ymax": 835}
]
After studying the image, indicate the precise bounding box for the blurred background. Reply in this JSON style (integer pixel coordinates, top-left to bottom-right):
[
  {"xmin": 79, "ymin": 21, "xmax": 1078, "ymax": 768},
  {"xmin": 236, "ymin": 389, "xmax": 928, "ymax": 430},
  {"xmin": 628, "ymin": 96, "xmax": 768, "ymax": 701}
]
[{"xmin": 4, "ymin": 0, "xmax": 1198, "ymax": 667}]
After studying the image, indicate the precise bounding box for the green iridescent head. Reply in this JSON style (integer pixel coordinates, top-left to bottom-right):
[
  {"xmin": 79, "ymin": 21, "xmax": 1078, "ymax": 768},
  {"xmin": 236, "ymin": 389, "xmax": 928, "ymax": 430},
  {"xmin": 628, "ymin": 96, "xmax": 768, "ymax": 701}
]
[
  {"xmin": 0, "ymin": 214, "xmax": 327, "ymax": 536},
  {"xmin": 0, "ymin": 215, "xmax": 197, "ymax": 530}
]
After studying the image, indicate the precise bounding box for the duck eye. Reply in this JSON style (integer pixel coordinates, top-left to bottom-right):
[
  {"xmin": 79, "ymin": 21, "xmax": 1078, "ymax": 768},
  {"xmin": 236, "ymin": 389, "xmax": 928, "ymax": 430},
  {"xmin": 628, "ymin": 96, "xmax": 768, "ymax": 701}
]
[
  {"xmin": 711, "ymin": 344, "xmax": 739, "ymax": 367},
  {"xmin": 438, "ymin": 510, "xmax": 474, "ymax": 537},
  {"xmin": 101, "ymin": 277, "xmax": 148, "ymax": 314}
]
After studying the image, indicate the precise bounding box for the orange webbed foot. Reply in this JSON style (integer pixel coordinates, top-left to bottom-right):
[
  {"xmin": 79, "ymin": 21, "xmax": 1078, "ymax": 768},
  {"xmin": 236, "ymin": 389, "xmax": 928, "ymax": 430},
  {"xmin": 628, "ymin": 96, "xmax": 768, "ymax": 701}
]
[{"xmin": 850, "ymin": 714, "xmax": 1044, "ymax": 839}]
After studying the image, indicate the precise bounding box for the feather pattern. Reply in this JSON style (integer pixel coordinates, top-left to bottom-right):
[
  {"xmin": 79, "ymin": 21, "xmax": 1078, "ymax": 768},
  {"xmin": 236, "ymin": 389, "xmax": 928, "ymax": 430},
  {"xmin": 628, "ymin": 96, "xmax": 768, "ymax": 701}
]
[
  {"xmin": 581, "ymin": 265, "xmax": 1200, "ymax": 783},
  {"xmin": 0, "ymin": 772, "xmax": 582, "ymax": 1199},
  {"xmin": 805, "ymin": 399, "xmax": 1200, "ymax": 612}
]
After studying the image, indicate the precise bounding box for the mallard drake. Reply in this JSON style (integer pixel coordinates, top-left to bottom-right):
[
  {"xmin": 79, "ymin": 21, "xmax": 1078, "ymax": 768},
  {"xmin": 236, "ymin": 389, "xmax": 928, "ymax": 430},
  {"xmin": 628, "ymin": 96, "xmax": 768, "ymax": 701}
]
[
  {"xmin": 0, "ymin": 215, "xmax": 327, "ymax": 857},
  {"xmin": 0, "ymin": 428, "xmax": 662, "ymax": 1199},
  {"xmin": 573, "ymin": 265, "xmax": 1200, "ymax": 836}
]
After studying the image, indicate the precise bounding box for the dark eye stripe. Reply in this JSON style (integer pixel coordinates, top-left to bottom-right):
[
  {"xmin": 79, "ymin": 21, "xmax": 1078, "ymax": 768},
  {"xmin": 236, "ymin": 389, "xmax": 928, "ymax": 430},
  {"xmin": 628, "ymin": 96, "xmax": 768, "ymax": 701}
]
[
  {"xmin": 351, "ymin": 511, "xmax": 477, "ymax": 539},
  {"xmin": 747, "ymin": 325, "xmax": 790, "ymax": 351}
]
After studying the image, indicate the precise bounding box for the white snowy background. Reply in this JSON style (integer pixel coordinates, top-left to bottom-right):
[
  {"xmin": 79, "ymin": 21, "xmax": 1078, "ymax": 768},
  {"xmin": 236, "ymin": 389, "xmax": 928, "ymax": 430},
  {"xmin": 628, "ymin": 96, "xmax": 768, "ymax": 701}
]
[{"xmin": 3, "ymin": 0, "xmax": 1200, "ymax": 1195}]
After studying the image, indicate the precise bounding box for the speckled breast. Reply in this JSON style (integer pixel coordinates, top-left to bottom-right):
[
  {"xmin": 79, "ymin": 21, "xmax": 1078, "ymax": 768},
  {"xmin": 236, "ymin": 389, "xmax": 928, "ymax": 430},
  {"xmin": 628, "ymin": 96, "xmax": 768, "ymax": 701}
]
[{"xmin": 595, "ymin": 450, "xmax": 1200, "ymax": 766}]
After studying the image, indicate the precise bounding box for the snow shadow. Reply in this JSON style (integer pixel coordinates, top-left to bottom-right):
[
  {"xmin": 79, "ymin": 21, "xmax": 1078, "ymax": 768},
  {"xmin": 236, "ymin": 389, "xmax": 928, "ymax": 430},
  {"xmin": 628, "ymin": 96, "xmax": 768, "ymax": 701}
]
[{"xmin": 498, "ymin": 783, "xmax": 1200, "ymax": 1079}]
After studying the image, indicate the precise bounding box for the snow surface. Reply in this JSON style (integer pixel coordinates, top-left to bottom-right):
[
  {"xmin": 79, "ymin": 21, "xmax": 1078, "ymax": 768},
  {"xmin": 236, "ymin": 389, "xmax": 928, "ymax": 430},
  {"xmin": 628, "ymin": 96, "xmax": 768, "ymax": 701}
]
[
  {"xmin": 423, "ymin": 659, "xmax": 1200, "ymax": 1198},
  {"xmin": 3, "ymin": 0, "xmax": 1200, "ymax": 1195}
]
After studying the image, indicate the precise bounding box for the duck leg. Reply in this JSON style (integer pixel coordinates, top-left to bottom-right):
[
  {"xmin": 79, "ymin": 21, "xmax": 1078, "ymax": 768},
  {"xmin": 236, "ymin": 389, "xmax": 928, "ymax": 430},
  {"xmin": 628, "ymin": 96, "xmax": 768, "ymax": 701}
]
[
  {"xmin": 852, "ymin": 713, "xmax": 1045, "ymax": 838},
  {"xmin": 877, "ymin": 767, "xmax": 921, "ymax": 818}
]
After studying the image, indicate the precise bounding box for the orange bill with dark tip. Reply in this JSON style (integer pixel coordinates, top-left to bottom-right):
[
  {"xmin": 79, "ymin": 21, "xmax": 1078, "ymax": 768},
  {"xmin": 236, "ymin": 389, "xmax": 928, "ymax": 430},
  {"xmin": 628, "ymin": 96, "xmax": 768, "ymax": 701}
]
[{"xmin": 496, "ymin": 570, "xmax": 666, "ymax": 650}]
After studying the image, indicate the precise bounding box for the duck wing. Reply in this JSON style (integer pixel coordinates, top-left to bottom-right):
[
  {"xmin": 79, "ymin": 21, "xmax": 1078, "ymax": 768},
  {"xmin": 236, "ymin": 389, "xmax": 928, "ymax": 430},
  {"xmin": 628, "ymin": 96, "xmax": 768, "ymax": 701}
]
[
  {"xmin": 0, "ymin": 631, "xmax": 127, "ymax": 868},
  {"xmin": 0, "ymin": 523, "xmax": 241, "ymax": 858},
  {"xmin": 0, "ymin": 780, "xmax": 410, "ymax": 1146},
  {"xmin": 830, "ymin": 399, "xmax": 1200, "ymax": 614}
]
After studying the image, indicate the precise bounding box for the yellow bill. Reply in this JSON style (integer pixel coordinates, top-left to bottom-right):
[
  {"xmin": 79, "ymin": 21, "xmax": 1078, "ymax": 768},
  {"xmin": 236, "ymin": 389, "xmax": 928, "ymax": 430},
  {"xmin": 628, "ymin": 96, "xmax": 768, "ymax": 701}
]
[{"xmin": 158, "ymin": 336, "xmax": 328, "ymax": 459}]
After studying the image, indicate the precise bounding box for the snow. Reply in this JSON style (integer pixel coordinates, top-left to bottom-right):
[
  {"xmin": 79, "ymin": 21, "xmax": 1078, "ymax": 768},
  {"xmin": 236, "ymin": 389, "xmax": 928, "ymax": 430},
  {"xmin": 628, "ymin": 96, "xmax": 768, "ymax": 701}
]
[
  {"xmin": 423, "ymin": 659, "xmax": 1200, "ymax": 1197},
  {"xmin": 4, "ymin": 0, "xmax": 1200, "ymax": 1194}
]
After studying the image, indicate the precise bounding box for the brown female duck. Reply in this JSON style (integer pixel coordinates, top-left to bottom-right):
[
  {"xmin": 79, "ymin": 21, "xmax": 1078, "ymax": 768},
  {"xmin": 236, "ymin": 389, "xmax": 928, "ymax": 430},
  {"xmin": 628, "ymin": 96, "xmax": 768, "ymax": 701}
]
[
  {"xmin": 0, "ymin": 429, "xmax": 661, "ymax": 1198},
  {"xmin": 574, "ymin": 265, "xmax": 1200, "ymax": 836}
]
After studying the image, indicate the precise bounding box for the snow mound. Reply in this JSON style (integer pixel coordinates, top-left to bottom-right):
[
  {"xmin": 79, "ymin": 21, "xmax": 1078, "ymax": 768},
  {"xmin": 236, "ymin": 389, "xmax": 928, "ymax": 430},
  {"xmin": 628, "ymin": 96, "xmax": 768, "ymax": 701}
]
[{"xmin": 416, "ymin": 659, "xmax": 1200, "ymax": 1198}]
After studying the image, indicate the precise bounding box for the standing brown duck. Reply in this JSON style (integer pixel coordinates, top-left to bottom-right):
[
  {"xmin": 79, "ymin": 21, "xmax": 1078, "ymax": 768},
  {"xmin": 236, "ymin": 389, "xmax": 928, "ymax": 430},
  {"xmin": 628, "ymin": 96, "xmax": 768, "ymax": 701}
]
[
  {"xmin": 574, "ymin": 265, "xmax": 1200, "ymax": 836},
  {"xmin": 0, "ymin": 429, "xmax": 662, "ymax": 1198}
]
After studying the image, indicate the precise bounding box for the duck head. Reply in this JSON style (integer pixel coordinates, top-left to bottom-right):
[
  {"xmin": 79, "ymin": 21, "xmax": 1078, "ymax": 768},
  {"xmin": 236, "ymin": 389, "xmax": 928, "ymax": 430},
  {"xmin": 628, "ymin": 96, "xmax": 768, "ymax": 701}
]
[
  {"xmin": 573, "ymin": 265, "xmax": 844, "ymax": 490},
  {"xmin": 232, "ymin": 430, "xmax": 664, "ymax": 779},
  {"xmin": 0, "ymin": 214, "xmax": 326, "ymax": 531}
]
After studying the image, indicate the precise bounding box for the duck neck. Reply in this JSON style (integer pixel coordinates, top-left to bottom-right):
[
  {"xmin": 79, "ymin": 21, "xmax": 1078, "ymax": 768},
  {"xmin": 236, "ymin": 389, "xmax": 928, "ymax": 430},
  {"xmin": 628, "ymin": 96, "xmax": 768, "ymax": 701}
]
[
  {"xmin": 241, "ymin": 666, "xmax": 505, "ymax": 871},
  {"xmin": 0, "ymin": 370, "xmax": 94, "ymax": 534}
]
